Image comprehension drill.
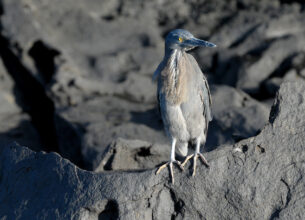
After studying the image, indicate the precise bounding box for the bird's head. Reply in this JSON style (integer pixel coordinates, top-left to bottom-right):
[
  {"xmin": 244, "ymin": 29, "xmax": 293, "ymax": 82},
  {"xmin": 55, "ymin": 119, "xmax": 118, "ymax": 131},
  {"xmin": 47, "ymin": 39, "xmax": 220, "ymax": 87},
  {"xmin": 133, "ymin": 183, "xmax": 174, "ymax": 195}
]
[{"xmin": 165, "ymin": 29, "xmax": 216, "ymax": 52}]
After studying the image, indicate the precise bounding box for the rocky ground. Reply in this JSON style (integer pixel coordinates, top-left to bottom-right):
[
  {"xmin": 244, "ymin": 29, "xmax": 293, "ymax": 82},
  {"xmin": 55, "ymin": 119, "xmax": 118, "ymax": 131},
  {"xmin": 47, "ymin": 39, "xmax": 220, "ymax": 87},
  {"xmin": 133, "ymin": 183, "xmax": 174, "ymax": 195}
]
[{"xmin": 0, "ymin": 0, "xmax": 305, "ymax": 219}]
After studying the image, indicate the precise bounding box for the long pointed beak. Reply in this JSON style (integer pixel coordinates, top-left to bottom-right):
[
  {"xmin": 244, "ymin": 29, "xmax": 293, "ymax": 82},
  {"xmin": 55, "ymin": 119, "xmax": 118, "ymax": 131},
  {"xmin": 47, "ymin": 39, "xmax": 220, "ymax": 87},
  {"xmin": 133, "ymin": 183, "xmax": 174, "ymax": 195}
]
[{"xmin": 184, "ymin": 38, "xmax": 216, "ymax": 48}]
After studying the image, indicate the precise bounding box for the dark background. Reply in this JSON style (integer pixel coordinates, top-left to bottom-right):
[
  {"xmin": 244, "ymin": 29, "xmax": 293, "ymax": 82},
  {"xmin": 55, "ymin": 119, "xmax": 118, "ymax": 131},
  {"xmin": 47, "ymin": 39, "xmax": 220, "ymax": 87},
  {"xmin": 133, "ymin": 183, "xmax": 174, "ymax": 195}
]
[{"xmin": 0, "ymin": 0, "xmax": 304, "ymax": 170}]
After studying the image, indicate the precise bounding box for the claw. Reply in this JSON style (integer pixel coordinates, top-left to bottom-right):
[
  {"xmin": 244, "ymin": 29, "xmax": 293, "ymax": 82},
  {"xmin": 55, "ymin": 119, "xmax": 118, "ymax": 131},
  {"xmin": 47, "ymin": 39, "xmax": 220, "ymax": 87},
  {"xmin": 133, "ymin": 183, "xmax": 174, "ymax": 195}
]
[
  {"xmin": 156, "ymin": 163, "xmax": 168, "ymax": 175},
  {"xmin": 175, "ymin": 160, "xmax": 184, "ymax": 171},
  {"xmin": 198, "ymin": 153, "xmax": 210, "ymax": 167},
  {"xmin": 192, "ymin": 154, "xmax": 198, "ymax": 176},
  {"xmin": 181, "ymin": 154, "xmax": 194, "ymax": 167},
  {"xmin": 181, "ymin": 153, "xmax": 209, "ymax": 176},
  {"xmin": 156, "ymin": 160, "xmax": 184, "ymax": 184}
]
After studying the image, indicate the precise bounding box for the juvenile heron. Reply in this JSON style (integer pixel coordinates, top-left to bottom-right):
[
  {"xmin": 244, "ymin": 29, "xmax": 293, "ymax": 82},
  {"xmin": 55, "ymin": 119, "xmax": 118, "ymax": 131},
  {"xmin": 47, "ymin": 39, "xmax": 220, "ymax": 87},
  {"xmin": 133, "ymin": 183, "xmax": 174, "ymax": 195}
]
[{"xmin": 154, "ymin": 29, "xmax": 216, "ymax": 183}]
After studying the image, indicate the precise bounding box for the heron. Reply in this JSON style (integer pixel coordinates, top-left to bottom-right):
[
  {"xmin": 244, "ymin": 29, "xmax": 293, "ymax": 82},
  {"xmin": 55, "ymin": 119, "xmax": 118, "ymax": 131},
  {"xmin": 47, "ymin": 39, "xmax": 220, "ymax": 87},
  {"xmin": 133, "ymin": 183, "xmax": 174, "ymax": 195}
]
[{"xmin": 153, "ymin": 29, "xmax": 216, "ymax": 184}]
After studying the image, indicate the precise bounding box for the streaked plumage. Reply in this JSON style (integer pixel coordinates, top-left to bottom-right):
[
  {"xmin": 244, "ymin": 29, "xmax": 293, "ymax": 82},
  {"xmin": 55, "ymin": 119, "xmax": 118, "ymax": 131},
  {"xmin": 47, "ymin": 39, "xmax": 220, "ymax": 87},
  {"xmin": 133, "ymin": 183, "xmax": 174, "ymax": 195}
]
[{"xmin": 154, "ymin": 29, "xmax": 216, "ymax": 183}]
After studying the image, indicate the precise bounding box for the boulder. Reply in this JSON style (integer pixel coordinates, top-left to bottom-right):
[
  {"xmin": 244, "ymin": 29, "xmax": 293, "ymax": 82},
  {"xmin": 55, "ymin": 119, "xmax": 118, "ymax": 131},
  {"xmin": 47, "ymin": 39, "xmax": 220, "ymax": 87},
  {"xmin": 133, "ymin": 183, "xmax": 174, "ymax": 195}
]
[
  {"xmin": 203, "ymin": 7, "xmax": 305, "ymax": 96},
  {"xmin": 96, "ymin": 85, "xmax": 270, "ymax": 171},
  {"xmin": 58, "ymin": 96, "xmax": 168, "ymax": 170},
  {"xmin": 95, "ymin": 138, "xmax": 170, "ymax": 172},
  {"xmin": 57, "ymin": 84, "xmax": 270, "ymax": 170},
  {"xmin": 2, "ymin": 0, "xmax": 305, "ymax": 171},
  {"xmin": 237, "ymin": 34, "xmax": 305, "ymax": 93},
  {"xmin": 206, "ymin": 85, "xmax": 269, "ymax": 150},
  {"xmin": 1, "ymin": 82, "xmax": 304, "ymax": 219},
  {"xmin": 0, "ymin": 0, "xmax": 163, "ymax": 103}
]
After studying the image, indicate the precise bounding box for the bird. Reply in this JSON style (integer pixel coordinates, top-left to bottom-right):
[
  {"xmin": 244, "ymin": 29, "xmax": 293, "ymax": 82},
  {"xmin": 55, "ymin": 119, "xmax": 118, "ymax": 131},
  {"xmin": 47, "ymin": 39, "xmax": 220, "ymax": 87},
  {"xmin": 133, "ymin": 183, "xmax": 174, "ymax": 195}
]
[{"xmin": 153, "ymin": 29, "xmax": 216, "ymax": 184}]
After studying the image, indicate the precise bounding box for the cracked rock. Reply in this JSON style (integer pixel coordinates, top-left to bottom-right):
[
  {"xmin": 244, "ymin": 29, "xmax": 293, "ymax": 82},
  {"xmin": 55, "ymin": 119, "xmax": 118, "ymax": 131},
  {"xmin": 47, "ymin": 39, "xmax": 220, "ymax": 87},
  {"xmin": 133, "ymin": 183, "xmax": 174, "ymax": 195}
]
[{"xmin": 1, "ymin": 82, "xmax": 305, "ymax": 219}]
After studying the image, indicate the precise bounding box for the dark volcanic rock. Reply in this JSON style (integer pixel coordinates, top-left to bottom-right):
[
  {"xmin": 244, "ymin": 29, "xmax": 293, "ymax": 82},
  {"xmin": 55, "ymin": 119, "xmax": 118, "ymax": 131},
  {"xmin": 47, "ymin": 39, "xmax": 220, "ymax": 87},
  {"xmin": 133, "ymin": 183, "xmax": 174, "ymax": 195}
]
[
  {"xmin": 58, "ymin": 96, "xmax": 168, "ymax": 170},
  {"xmin": 1, "ymin": 0, "xmax": 305, "ymax": 218},
  {"xmin": 205, "ymin": 6, "xmax": 305, "ymax": 96},
  {"xmin": 206, "ymin": 85, "xmax": 269, "ymax": 150},
  {"xmin": 95, "ymin": 138, "xmax": 170, "ymax": 172},
  {"xmin": 1, "ymin": 0, "xmax": 305, "ymax": 170},
  {"xmin": 96, "ymin": 85, "xmax": 269, "ymax": 171},
  {"xmin": 237, "ymin": 33, "xmax": 305, "ymax": 93},
  {"xmin": 58, "ymin": 84, "xmax": 269, "ymax": 171},
  {"xmin": 0, "ymin": 0, "xmax": 163, "ymax": 101},
  {"xmin": 1, "ymin": 82, "xmax": 304, "ymax": 219},
  {"xmin": 0, "ymin": 57, "xmax": 42, "ymax": 150}
]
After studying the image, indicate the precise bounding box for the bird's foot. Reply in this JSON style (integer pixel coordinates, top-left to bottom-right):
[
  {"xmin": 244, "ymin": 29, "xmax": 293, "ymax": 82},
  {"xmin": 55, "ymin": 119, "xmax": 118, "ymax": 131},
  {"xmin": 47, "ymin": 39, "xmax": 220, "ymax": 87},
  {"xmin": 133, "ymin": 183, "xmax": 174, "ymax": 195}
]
[
  {"xmin": 181, "ymin": 153, "xmax": 209, "ymax": 176},
  {"xmin": 156, "ymin": 160, "xmax": 184, "ymax": 184}
]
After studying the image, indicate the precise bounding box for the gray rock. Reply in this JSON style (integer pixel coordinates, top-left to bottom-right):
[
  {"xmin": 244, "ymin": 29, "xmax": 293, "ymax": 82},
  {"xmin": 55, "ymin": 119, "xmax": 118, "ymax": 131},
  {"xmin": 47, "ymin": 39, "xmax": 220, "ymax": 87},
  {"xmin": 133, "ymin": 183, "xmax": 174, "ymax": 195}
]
[
  {"xmin": 263, "ymin": 69, "xmax": 305, "ymax": 98},
  {"xmin": 237, "ymin": 34, "xmax": 305, "ymax": 93},
  {"xmin": 264, "ymin": 77, "xmax": 283, "ymax": 96},
  {"xmin": 300, "ymin": 69, "xmax": 305, "ymax": 78},
  {"xmin": 94, "ymin": 85, "xmax": 269, "ymax": 172},
  {"xmin": 0, "ymin": 58, "xmax": 42, "ymax": 151},
  {"xmin": 206, "ymin": 85, "xmax": 269, "ymax": 150},
  {"xmin": 95, "ymin": 138, "xmax": 170, "ymax": 172},
  {"xmin": 58, "ymin": 96, "xmax": 167, "ymax": 170},
  {"xmin": 1, "ymin": 82, "xmax": 305, "ymax": 219},
  {"xmin": 3, "ymin": 0, "xmax": 301, "ymax": 109},
  {"xmin": 283, "ymin": 69, "xmax": 302, "ymax": 82},
  {"xmin": 1, "ymin": 0, "xmax": 162, "ymax": 84},
  {"xmin": 205, "ymin": 8, "xmax": 305, "ymax": 95},
  {"xmin": 56, "ymin": 84, "xmax": 269, "ymax": 170},
  {"xmin": 1, "ymin": 0, "xmax": 304, "ymax": 175}
]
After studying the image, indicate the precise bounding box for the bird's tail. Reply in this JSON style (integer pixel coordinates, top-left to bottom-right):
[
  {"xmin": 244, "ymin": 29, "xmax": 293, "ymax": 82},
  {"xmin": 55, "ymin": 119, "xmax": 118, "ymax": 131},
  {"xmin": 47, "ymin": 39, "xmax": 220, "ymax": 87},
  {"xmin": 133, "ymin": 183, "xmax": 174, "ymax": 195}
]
[{"xmin": 176, "ymin": 142, "xmax": 188, "ymax": 157}]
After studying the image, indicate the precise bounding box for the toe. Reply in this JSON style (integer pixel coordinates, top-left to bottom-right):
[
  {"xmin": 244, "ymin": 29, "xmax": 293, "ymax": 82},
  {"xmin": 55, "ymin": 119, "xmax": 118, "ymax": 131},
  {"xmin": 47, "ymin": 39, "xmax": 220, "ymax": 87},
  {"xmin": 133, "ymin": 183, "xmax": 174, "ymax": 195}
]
[
  {"xmin": 198, "ymin": 153, "xmax": 210, "ymax": 167},
  {"xmin": 181, "ymin": 154, "xmax": 194, "ymax": 167},
  {"xmin": 156, "ymin": 162, "xmax": 169, "ymax": 174}
]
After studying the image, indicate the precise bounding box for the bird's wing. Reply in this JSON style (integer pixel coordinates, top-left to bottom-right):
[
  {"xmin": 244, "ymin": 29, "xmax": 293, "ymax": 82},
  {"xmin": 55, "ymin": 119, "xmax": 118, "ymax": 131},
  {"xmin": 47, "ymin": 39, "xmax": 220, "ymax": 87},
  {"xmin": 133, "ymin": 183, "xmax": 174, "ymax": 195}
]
[
  {"xmin": 152, "ymin": 60, "xmax": 164, "ymax": 81},
  {"xmin": 187, "ymin": 54, "xmax": 213, "ymax": 122},
  {"xmin": 153, "ymin": 61, "xmax": 165, "ymax": 115},
  {"xmin": 201, "ymin": 74, "xmax": 213, "ymax": 122}
]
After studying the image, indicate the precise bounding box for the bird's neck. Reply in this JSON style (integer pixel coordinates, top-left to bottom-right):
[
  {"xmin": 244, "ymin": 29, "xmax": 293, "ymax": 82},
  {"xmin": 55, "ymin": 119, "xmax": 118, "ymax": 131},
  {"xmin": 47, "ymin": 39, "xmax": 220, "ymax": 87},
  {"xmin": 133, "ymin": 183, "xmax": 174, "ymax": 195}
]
[
  {"xmin": 162, "ymin": 49, "xmax": 188, "ymax": 104},
  {"xmin": 165, "ymin": 48, "xmax": 183, "ymax": 60},
  {"xmin": 166, "ymin": 49, "xmax": 182, "ymax": 78}
]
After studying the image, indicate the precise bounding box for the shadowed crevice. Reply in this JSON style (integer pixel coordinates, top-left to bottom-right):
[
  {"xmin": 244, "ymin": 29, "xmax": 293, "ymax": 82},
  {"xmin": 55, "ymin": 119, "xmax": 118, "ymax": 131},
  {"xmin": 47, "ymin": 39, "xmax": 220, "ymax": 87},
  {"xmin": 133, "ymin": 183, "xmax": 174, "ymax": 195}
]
[
  {"xmin": 169, "ymin": 189, "xmax": 185, "ymax": 220},
  {"xmin": 0, "ymin": 34, "xmax": 59, "ymax": 153},
  {"xmin": 0, "ymin": 33, "xmax": 85, "ymax": 168},
  {"xmin": 98, "ymin": 200, "xmax": 119, "ymax": 220},
  {"xmin": 28, "ymin": 40, "xmax": 60, "ymax": 84}
]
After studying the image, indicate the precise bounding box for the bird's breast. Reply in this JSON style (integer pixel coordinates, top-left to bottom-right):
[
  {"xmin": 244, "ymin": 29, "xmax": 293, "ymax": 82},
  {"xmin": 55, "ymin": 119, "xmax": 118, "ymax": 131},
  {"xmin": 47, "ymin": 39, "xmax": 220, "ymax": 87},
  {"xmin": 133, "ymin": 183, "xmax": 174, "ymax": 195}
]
[{"xmin": 160, "ymin": 52, "xmax": 191, "ymax": 105}]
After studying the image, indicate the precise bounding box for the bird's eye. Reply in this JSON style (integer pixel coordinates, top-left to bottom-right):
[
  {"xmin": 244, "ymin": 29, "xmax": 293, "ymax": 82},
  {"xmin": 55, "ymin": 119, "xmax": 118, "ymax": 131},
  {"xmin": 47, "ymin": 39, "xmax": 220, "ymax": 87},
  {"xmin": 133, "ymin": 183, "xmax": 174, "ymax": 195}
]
[{"xmin": 178, "ymin": 37, "xmax": 184, "ymax": 43}]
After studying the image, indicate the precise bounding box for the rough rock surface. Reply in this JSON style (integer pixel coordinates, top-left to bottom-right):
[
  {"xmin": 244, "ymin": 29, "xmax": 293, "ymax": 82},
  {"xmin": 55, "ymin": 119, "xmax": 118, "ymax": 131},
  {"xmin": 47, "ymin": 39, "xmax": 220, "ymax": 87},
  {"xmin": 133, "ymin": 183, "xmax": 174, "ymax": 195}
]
[
  {"xmin": 60, "ymin": 84, "xmax": 269, "ymax": 170},
  {"xmin": 1, "ymin": 82, "xmax": 304, "ymax": 219},
  {"xmin": 206, "ymin": 85, "xmax": 269, "ymax": 150},
  {"xmin": 95, "ymin": 138, "xmax": 170, "ymax": 172},
  {"xmin": 0, "ymin": 0, "xmax": 305, "ymax": 170},
  {"xmin": 1, "ymin": 1, "xmax": 305, "ymax": 218},
  {"xmin": 85, "ymin": 85, "xmax": 269, "ymax": 171},
  {"xmin": 59, "ymin": 96, "xmax": 167, "ymax": 170},
  {"xmin": 0, "ymin": 54, "xmax": 42, "ymax": 150}
]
